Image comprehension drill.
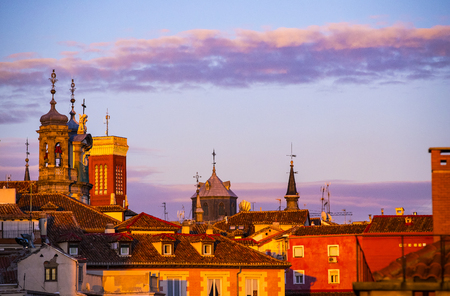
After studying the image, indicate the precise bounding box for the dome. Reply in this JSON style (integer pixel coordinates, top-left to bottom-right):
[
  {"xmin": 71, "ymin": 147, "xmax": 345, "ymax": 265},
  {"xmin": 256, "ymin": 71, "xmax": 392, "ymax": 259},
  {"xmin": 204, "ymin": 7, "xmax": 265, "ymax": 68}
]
[{"xmin": 40, "ymin": 99, "xmax": 68, "ymax": 126}]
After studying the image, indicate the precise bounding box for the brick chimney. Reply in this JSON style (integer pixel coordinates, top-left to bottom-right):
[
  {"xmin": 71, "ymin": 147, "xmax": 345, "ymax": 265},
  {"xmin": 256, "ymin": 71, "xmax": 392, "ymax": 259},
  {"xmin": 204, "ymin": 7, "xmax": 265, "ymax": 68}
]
[{"xmin": 429, "ymin": 147, "xmax": 450, "ymax": 238}]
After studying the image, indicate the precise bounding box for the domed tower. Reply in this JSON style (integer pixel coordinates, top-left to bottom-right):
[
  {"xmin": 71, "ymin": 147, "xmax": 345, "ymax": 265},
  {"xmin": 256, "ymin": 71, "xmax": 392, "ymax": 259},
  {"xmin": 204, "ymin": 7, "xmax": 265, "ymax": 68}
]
[
  {"xmin": 36, "ymin": 70, "xmax": 92, "ymax": 202},
  {"xmin": 191, "ymin": 150, "xmax": 238, "ymax": 222}
]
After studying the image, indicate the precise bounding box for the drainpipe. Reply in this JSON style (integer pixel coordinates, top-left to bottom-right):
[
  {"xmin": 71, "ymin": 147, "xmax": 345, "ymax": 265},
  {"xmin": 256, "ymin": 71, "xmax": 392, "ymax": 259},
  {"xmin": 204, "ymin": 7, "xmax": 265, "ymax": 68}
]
[{"xmin": 237, "ymin": 266, "xmax": 242, "ymax": 296}]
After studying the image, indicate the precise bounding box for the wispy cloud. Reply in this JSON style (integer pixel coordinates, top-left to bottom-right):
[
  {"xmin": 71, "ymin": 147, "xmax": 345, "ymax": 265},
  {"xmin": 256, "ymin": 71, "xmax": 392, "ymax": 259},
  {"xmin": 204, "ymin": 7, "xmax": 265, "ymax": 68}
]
[{"xmin": 1, "ymin": 23, "xmax": 449, "ymax": 92}]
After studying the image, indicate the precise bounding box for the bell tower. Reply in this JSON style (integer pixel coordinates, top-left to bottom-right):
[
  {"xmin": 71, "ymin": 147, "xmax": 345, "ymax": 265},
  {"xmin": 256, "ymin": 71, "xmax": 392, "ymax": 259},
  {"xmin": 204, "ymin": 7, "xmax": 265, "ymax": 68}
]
[{"xmin": 37, "ymin": 70, "xmax": 92, "ymax": 202}]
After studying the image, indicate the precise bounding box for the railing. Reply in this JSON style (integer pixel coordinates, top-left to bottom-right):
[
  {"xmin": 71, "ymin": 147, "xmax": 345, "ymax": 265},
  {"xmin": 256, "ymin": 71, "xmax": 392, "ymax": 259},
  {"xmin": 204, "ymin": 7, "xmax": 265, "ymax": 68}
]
[{"xmin": 1, "ymin": 230, "xmax": 40, "ymax": 239}]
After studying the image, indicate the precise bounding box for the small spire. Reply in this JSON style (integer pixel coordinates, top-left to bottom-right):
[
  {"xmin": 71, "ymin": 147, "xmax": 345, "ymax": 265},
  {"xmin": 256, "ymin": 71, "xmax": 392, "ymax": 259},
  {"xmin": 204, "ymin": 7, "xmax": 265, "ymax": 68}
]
[
  {"xmin": 193, "ymin": 172, "xmax": 204, "ymax": 222},
  {"xmin": 285, "ymin": 144, "xmax": 299, "ymax": 210},
  {"xmin": 70, "ymin": 79, "xmax": 76, "ymax": 114},
  {"xmin": 212, "ymin": 149, "xmax": 216, "ymax": 174},
  {"xmin": 24, "ymin": 138, "xmax": 30, "ymax": 181}
]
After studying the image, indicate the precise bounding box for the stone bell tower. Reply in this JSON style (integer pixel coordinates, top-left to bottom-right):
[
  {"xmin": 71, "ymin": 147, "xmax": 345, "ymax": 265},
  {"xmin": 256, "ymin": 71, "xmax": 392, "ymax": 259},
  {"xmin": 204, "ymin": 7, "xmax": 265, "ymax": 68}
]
[{"xmin": 37, "ymin": 70, "xmax": 92, "ymax": 202}]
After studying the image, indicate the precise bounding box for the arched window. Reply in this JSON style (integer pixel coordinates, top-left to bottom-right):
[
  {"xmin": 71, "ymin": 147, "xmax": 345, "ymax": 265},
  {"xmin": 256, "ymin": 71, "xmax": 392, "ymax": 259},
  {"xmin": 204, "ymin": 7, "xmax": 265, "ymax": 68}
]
[
  {"xmin": 55, "ymin": 143, "xmax": 62, "ymax": 167},
  {"xmin": 203, "ymin": 202, "xmax": 209, "ymax": 216},
  {"xmin": 95, "ymin": 165, "xmax": 99, "ymax": 195},
  {"xmin": 104, "ymin": 165, "xmax": 108, "ymax": 192},
  {"xmin": 99, "ymin": 165, "xmax": 103, "ymax": 195},
  {"xmin": 218, "ymin": 203, "xmax": 225, "ymax": 216},
  {"xmin": 44, "ymin": 143, "xmax": 49, "ymax": 167}
]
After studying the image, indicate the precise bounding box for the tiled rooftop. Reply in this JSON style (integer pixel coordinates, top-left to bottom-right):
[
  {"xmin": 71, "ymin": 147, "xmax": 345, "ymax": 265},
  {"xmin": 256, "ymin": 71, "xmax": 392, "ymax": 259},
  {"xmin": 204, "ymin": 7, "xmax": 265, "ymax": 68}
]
[
  {"xmin": 214, "ymin": 210, "xmax": 309, "ymax": 235},
  {"xmin": 17, "ymin": 193, "xmax": 120, "ymax": 232},
  {"xmin": 80, "ymin": 232, "xmax": 291, "ymax": 268},
  {"xmin": 93, "ymin": 205, "xmax": 126, "ymax": 212},
  {"xmin": 0, "ymin": 181, "xmax": 38, "ymax": 193},
  {"xmin": 365, "ymin": 215, "xmax": 433, "ymax": 233},
  {"xmin": 373, "ymin": 240, "xmax": 450, "ymax": 282},
  {"xmin": 291, "ymin": 224, "xmax": 368, "ymax": 236},
  {"xmin": 116, "ymin": 212, "xmax": 181, "ymax": 233},
  {"xmin": 0, "ymin": 204, "xmax": 29, "ymax": 220}
]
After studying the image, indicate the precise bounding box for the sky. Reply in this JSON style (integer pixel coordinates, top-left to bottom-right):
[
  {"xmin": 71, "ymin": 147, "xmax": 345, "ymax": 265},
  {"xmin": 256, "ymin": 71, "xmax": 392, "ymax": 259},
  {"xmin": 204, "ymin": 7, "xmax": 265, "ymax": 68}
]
[{"xmin": 1, "ymin": 1, "xmax": 449, "ymax": 223}]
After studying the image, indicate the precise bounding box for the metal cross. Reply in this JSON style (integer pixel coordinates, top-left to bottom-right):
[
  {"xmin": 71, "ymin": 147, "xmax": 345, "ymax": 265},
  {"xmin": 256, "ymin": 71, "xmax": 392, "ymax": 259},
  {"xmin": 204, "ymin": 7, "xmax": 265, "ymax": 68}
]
[
  {"xmin": 212, "ymin": 149, "xmax": 216, "ymax": 167},
  {"xmin": 82, "ymin": 99, "xmax": 86, "ymax": 114},
  {"xmin": 25, "ymin": 138, "xmax": 30, "ymax": 157},
  {"xmin": 287, "ymin": 143, "xmax": 296, "ymax": 161}
]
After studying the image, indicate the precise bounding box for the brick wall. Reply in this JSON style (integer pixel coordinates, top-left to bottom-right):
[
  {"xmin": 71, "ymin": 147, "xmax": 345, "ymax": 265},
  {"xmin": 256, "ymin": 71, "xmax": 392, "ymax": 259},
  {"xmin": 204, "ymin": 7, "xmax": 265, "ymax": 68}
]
[{"xmin": 429, "ymin": 148, "xmax": 450, "ymax": 236}]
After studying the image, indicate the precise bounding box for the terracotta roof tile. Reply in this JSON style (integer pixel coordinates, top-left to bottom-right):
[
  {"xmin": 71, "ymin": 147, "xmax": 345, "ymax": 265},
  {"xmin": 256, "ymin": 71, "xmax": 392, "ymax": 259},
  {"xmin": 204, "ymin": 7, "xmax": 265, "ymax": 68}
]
[
  {"xmin": 189, "ymin": 223, "xmax": 224, "ymax": 235},
  {"xmin": 365, "ymin": 215, "xmax": 433, "ymax": 233},
  {"xmin": 214, "ymin": 210, "xmax": 309, "ymax": 236},
  {"xmin": 291, "ymin": 224, "xmax": 368, "ymax": 236},
  {"xmin": 116, "ymin": 212, "xmax": 181, "ymax": 233},
  {"xmin": 93, "ymin": 205, "xmax": 126, "ymax": 212},
  {"xmin": 0, "ymin": 181, "xmax": 38, "ymax": 193},
  {"xmin": 234, "ymin": 238, "xmax": 259, "ymax": 247},
  {"xmin": 0, "ymin": 204, "xmax": 29, "ymax": 220},
  {"xmin": 17, "ymin": 193, "xmax": 120, "ymax": 232},
  {"xmin": 373, "ymin": 240, "xmax": 450, "ymax": 282},
  {"xmin": 80, "ymin": 233, "xmax": 291, "ymax": 268}
]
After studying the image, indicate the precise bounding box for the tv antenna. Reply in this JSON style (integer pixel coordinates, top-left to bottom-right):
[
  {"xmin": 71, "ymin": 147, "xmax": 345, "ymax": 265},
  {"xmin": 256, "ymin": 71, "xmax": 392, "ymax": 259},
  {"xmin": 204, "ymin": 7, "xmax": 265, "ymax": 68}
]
[
  {"xmin": 161, "ymin": 202, "xmax": 168, "ymax": 221},
  {"xmin": 320, "ymin": 183, "xmax": 330, "ymax": 213},
  {"xmin": 276, "ymin": 198, "xmax": 282, "ymax": 211}
]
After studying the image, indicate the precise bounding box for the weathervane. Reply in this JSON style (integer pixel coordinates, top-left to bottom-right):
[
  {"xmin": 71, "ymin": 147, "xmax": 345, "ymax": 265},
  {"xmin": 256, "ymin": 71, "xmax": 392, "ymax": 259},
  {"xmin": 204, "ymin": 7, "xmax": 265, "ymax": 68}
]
[
  {"xmin": 287, "ymin": 143, "xmax": 298, "ymax": 174},
  {"xmin": 49, "ymin": 69, "xmax": 58, "ymax": 97},
  {"xmin": 193, "ymin": 172, "xmax": 202, "ymax": 190}
]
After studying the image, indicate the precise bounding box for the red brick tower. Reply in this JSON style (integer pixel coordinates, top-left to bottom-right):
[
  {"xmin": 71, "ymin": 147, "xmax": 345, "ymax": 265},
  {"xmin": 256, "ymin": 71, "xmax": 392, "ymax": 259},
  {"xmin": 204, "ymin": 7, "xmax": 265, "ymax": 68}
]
[
  {"xmin": 89, "ymin": 136, "xmax": 129, "ymax": 207},
  {"xmin": 429, "ymin": 147, "xmax": 450, "ymax": 237}
]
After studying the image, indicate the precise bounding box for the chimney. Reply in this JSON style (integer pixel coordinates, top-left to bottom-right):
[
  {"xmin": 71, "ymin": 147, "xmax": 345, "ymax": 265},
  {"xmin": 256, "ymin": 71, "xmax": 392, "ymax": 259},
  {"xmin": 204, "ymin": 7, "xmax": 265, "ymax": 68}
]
[
  {"xmin": 206, "ymin": 224, "xmax": 213, "ymax": 235},
  {"xmin": 381, "ymin": 208, "xmax": 384, "ymax": 215},
  {"xmin": 395, "ymin": 207, "xmax": 404, "ymax": 216},
  {"xmin": 105, "ymin": 223, "xmax": 115, "ymax": 234},
  {"xmin": 369, "ymin": 214, "xmax": 372, "ymax": 223},
  {"xmin": 413, "ymin": 212, "xmax": 417, "ymax": 215},
  {"xmin": 39, "ymin": 212, "xmax": 48, "ymax": 237},
  {"xmin": 182, "ymin": 220, "xmax": 191, "ymax": 234}
]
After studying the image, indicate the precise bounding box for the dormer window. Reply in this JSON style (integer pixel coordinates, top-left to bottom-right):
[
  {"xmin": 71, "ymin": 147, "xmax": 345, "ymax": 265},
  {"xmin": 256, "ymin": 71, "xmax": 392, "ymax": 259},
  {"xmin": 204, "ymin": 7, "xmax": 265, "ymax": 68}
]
[
  {"xmin": 69, "ymin": 243, "xmax": 78, "ymax": 256},
  {"xmin": 120, "ymin": 243, "xmax": 130, "ymax": 256},
  {"xmin": 163, "ymin": 243, "xmax": 172, "ymax": 255},
  {"xmin": 203, "ymin": 244, "xmax": 212, "ymax": 255}
]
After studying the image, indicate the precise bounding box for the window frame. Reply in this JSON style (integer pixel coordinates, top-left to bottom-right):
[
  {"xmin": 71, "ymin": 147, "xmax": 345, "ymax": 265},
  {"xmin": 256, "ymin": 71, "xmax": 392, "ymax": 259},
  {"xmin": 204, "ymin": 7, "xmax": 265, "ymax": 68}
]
[
  {"xmin": 293, "ymin": 245, "xmax": 304, "ymax": 258},
  {"xmin": 163, "ymin": 243, "xmax": 172, "ymax": 255},
  {"xmin": 120, "ymin": 243, "xmax": 130, "ymax": 256},
  {"xmin": 69, "ymin": 243, "xmax": 78, "ymax": 256},
  {"xmin": 293, "ymin": 270, "xmax": 305, "ymax": 284},
  {"xmin": 245, "ymin": 278, "xmax": 259, "ymax": 296},
  {"xmin": 328, "ymin": 245, "xmax": 339, "ymax": 257},
  {"xmin": 207, "ymin": 278, "xmax": 221, "ymax": 296},
  {"xmin": 328, "ymin": 269, "xmax": 340, "ymax": 284},
  {"xmin": 203, "ymin": 243, "xmax": 212, "ymax": 255},
  {"xmin": 45, "ymin": 267, "xmax": 57, "ymax": 282}
]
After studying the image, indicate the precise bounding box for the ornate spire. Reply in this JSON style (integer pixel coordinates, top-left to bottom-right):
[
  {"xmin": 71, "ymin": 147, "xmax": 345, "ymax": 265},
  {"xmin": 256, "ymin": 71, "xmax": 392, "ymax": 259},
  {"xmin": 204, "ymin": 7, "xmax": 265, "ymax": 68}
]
[
  {"xmin": 285, "ymin": 145, "xmax": 299, "ymax": 210},
  {"xmin": 24, "ymin": 138, "xmax": 30, "ymax": 181},
  {"xmin": 194, "ymin": 172, "xmax": 204, "ymax": 222},
  {"xmin": 40, "ymin": 70, "xmax": 68, "ymax": 126},
  {"xmin": 68, "ymin": 79, "xmax": 79, "ymax": 132}
]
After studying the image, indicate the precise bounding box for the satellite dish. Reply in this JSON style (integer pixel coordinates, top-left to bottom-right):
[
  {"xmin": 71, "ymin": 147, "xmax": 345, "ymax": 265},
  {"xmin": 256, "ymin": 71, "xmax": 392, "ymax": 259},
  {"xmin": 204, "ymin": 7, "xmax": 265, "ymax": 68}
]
[
  {"xmin": 327, "ymin": 213, "xmax": 332, "ymax": 222},
  {"xmin": 321, "ymin": 211, "xmax": 327, "ymax": 221}
]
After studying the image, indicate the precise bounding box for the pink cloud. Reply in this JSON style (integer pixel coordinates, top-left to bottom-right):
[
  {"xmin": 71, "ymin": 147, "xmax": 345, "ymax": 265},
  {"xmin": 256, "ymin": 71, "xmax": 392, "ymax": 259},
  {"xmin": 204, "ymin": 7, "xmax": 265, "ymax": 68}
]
[{"xmin": 1, "ymin": 23, "xmax": 449, "ymax": 92}]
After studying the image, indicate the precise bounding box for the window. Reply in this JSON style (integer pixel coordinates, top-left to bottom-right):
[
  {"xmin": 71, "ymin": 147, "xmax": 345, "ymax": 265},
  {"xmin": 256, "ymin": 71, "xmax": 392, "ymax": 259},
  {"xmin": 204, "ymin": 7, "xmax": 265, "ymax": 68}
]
[
  {"xmin": 163, "ymin": 244, "xmax": 172, "ymax": 255},
  {"xmin": 203, "ymin": 202, "xmax": 209, "ymax": 217},
  {"xmin": 328, "ymin": 269, "xmax": 340, "ymax": 284},
  {"xmin": 55, "ymin": 143, "xmax": 62, "ymax": 167},
  {"xmin": 203, "ymin": 244, "xmax": 212, "ymax": 255},
  {"xmin": 293, "ymin": 270, "xmax": 305, "ymax": 284},
  {"xmin": 45, "ymin": 267, "xmax": 57, "ymax": 281},
  {"xmin": 69, "ymin": 243, "xmax": 78, "ymax": 255},
  {"xmin": 293, "ymin": 246, "xmax": 304, "ymax": 258},
  {"xmin": 120, "ymin": 243, "xmax": 130, "ymax": 255},
  {"xmin": 328, "ymin": 245, "xmax": 339, "ymax": 257},
  {"xmin": 218, "ymin": 203, "xmax": 225, "ymax": 216},
  {"xmin": 207, "ymin": 279, "xmax": 221, "ymax": 296},
  {"xmin": 168, "ymin": 278, "xmax": 181, "ymax": 296},
  {"xmin": 245, "ymin": 278, "xmax": 258, "ymax": 296},
  {"xmin": 78, "ymin": 265, "xmax": 83, "ymax": 283}
]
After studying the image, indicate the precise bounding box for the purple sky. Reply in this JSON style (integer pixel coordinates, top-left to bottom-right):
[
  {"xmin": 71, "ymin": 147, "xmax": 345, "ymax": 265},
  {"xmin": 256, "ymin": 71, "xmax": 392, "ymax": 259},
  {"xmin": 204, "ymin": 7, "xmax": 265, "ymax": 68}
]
[{"xmin": 1, "ymin": 1, "xmax": 449, "ymax": 223}]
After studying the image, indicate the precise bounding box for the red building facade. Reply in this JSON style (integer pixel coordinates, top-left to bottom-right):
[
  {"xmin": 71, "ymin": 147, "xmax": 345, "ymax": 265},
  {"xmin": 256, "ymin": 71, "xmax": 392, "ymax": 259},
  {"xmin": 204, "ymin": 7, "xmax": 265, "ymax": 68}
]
[{"xmin": 89, "ymin": 136, "xmax": 129, "ymax": 207}]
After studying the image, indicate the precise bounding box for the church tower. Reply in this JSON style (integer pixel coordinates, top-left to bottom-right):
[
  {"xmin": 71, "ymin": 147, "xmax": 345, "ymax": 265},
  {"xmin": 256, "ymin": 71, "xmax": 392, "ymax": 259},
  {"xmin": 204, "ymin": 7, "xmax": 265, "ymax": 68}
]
[
  {"xmin": 284, "ymin": 158, "xmax": 300, "ymax": 210},
  {"xmin": 88, "ymin": 112, "xmax": 129, "ymax": 207},
  {"xmin": 191, "ymin": 150, "xmax": 238, "ymax": 222},
  {"xmin": 37, "ymin": 70, "xmax": 92, "ymax": 202}
]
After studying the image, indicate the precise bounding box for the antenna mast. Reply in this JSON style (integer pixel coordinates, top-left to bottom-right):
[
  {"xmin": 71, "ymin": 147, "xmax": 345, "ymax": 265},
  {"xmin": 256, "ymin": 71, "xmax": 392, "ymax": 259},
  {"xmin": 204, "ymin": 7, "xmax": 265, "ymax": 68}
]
[
  {"xmin": 161, "ymin": 202, "xmax": 168, "ymax": 221},
  {"xmin": 105, "ymin": 109, "xmax": 110, "ymax": 136}
]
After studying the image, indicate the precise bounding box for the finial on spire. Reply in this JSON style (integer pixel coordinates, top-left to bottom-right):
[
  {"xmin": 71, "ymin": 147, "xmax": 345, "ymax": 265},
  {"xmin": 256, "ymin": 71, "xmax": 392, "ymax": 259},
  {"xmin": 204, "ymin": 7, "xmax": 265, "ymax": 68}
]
[
  {"xmin": 70, "ymin": 79, "xmax": 76, "ymax": 112},
  {"xmin": 105, "ymin": 109, "xmax": 110, "ymax": 136},
  {"xmin": 193, "ymin": 172, "xmax": 202, "ymax": 191},
  {"xmin": 24, "ymin": 138, "xmax": 30, "ymax": 181},
  {"xmin": 212, "ymin": 149, "xmax": 216, "ymax": 174},
  {"xmin": 287, "ymin": 142, "xmax": 296, "ymax": 164},
  {"xmin": 48, "ymin": 69, "xmax": 58, "ymax": 104}
]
